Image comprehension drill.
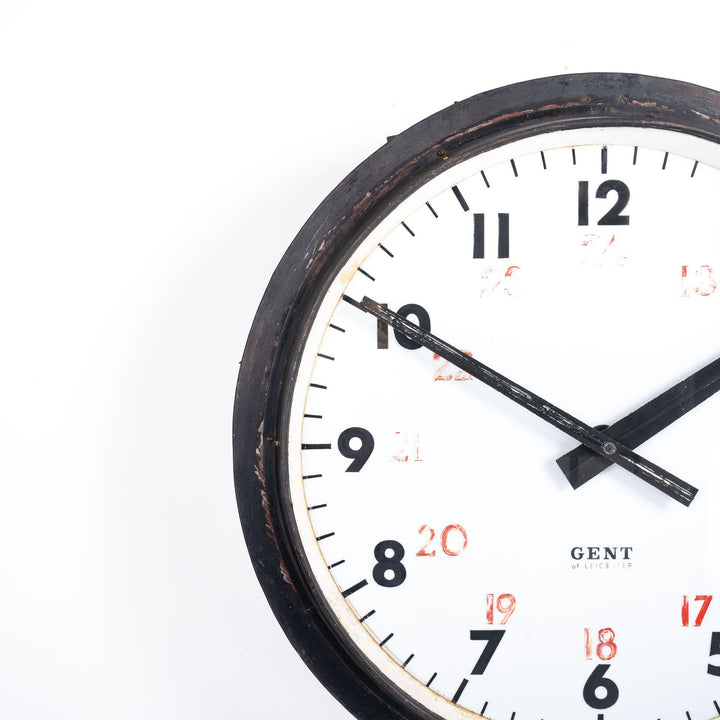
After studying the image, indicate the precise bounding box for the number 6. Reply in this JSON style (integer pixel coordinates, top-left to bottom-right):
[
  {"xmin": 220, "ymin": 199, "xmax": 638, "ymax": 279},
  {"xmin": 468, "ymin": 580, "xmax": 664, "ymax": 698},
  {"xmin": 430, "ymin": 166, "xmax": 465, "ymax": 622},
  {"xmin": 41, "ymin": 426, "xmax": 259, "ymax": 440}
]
[{"xmin": 582, "ymin": 664, "xmax": 619, "ymax": 709}]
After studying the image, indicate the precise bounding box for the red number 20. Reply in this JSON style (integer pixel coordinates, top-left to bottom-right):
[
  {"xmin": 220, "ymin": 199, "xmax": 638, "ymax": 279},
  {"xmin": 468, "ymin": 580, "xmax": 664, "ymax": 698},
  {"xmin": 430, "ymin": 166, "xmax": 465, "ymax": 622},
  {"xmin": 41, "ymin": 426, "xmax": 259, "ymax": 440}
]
[{"xmin": 416, "ymin": 524, "xmax": 468, "ymax": 556}]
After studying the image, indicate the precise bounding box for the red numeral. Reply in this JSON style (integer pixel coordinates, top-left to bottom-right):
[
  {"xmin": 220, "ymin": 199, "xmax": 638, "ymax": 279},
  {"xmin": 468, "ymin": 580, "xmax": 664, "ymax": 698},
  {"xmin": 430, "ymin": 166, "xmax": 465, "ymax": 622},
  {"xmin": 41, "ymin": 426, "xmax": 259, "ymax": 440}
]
[
  {"xmin": 416, "ymin": 524, "xmax": 468, "ymax": 557},
  {"xmin": 440, "ymin": 524, "xmax": 468, "ymax": 556},
  {"xmin": 682, "ymin": 265, "xmax": 717, "ymax": 297},
  {"xmin": 580, "ymin": 233, "xmax": 627, "ymax": 266},
  {"xmin": 432, "ymin": 351, "xmax": 474, "ymax": 381},
  {"xmin": 478, "ymin": 265, "xmax": 519, "ymax": 298},
  {"xmin": 416, "ymin": 525, "xmax": 436, "ymax": 557},
  {"xmin": 585, "ymin": 628, "xmax": 617, "ymax": 660},
  {"xmin": 389, "ymin": 431, "xmax": 422, "ymax": 462},
  {"xmin": 682, "ymin": 595, "xmax": 713, "ymax": 626},
  {"xmin": 486, "ymin": 593, "xmax": 517, "ymax": 624}
]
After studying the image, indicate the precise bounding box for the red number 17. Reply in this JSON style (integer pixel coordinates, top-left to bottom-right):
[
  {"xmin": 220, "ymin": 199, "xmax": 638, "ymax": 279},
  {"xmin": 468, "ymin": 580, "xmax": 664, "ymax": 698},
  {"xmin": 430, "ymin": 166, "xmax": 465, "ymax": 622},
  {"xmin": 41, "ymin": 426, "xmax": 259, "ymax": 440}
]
[{"xmin": 682, "ymin": 595, "xmax": 713, "ymax": 627}]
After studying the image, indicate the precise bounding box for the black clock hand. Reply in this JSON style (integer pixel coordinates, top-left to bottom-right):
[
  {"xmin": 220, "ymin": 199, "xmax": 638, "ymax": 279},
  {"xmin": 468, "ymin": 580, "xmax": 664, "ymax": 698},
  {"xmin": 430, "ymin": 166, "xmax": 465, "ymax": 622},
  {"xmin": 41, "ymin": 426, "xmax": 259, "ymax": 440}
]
[
  {"xmin": 556, "ymin": 355, "xmax": 720, "ymax": 489},
  {"xmin": 344, "ymin": 295, "xmax": 699, "ymax": 506}
]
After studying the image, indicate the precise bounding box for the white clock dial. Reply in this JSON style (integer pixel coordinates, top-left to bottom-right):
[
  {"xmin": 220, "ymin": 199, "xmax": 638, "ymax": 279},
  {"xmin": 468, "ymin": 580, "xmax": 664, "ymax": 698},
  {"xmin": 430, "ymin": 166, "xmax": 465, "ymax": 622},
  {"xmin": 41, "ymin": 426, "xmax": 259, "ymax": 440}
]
[{"xmin": 288, "ymin": 127, "xmax": 720, "ymax": 720}]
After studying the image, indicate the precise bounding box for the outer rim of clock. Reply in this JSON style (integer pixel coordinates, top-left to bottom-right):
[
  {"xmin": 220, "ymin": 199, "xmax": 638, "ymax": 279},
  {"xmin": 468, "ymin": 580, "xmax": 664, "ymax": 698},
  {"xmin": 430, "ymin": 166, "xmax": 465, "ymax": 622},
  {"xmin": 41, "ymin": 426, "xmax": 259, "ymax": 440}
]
[{"xmin": 232, "ymin": 73, "xmax": 720, "ymax": 720}]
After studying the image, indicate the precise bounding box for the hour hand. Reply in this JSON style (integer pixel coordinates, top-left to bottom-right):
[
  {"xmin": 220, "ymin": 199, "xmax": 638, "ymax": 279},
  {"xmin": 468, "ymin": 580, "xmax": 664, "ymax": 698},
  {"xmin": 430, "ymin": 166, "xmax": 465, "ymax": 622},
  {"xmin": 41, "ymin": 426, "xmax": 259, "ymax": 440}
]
[{"xmin": 557, "ymin": 356, "xmax": 720, "ymax": 489}]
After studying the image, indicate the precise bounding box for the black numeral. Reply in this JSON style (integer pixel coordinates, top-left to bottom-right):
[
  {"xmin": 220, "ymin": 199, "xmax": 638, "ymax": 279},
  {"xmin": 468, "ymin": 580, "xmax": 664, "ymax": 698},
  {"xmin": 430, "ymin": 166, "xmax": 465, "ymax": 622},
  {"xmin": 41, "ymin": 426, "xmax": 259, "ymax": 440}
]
[
  {"xmin": 337, "ymin": 427, "xmax": 374, "ymax": 472},
  {"xmin": 578, "ymin": 180, "xmax": 630, "ymax": 226},
  {"xmin": 376, "ymin": 303, "xmax": 431, "ymax": 350},
  {"xmin": 583, "ymin": 664, "xmax": 619, "ymax": 709},
  {"xmin": 473, "ymin": 213, "xmax": 510, "ymax": 258},
  {"xmin": 578, "ymin": 181, "xmax": 589, "ymax": 225},
  {"xmin": 373, "ymin": 541, "xmax": 406, "ymax": 587},
  {"xmin": 708, "ymin": 632, "xmax": 720, "ymax": 675},
  {"xmin": 469, "ymin": 629, "xmax": 505, "ymax": 674}
]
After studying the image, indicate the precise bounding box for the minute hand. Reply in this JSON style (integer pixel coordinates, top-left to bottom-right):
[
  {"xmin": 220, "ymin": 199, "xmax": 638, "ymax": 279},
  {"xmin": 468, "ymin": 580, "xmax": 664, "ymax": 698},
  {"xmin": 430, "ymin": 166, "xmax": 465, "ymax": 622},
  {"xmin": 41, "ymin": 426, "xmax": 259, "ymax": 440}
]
[
  {"xmin": 556, "ymin": 355, "xmax": 720, "ymax": 489},
  {"xmin": 348, "ymin": 295, "xmax": 698, "ymax": 507}
]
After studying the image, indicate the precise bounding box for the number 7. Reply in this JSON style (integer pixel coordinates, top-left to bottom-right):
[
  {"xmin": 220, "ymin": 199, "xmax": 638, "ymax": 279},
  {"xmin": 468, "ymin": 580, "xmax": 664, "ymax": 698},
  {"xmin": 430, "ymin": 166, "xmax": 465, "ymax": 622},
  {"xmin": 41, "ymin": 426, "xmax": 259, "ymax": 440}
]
[{"xmin": 469, "ymin": 630, "xmax": 505, "ymax": 674}]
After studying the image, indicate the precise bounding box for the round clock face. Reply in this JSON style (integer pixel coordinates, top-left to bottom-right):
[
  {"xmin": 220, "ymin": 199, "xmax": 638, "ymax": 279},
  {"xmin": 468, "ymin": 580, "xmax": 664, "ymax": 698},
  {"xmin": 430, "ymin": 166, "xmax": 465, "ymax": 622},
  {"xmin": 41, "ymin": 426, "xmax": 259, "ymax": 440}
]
[{"xmin": 234, "ymin": 76, "xmax": 720, "ymax": 720}]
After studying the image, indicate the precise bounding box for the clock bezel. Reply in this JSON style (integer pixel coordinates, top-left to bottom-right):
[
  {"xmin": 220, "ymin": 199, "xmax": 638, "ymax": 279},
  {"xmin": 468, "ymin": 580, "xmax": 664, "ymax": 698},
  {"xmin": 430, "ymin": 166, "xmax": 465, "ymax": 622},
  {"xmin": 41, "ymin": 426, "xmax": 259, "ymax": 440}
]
[{"xmin": 233, "ymin": 73, "xmax": 720, "ymax": 720}]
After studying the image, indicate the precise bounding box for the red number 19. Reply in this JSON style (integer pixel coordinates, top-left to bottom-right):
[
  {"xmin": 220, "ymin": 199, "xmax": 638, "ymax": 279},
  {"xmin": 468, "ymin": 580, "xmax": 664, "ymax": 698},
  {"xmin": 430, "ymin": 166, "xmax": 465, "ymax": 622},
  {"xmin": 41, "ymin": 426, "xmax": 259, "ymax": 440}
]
[{"xmin": 486, "ymin": 593, "xmax": 517, "ymax": 625}]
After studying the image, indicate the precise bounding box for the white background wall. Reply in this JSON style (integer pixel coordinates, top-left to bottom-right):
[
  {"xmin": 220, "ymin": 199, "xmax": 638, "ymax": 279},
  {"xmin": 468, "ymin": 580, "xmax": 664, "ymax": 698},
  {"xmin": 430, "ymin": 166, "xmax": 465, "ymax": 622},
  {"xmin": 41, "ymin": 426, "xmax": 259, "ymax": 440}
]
[{"xmin": 1, "ymin": 2, "xmax": 719, "ymax": 718}]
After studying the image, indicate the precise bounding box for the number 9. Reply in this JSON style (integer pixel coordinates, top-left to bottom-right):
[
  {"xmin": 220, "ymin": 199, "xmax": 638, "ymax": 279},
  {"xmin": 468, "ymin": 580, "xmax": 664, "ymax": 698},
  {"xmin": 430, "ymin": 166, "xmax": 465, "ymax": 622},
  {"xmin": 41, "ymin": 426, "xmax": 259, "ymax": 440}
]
[{"xmin": 338, "ymin": 427, "xmax": 375, "ymax": 472}]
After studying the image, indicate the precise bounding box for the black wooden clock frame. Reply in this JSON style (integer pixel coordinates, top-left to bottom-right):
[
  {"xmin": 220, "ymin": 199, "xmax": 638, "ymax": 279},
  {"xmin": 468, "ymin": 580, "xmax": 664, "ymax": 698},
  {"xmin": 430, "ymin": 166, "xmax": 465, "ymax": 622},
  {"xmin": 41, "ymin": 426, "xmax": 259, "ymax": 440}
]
[{"xmin": 233, "ymin": 74, "xmax": 720, "ymax": 720}]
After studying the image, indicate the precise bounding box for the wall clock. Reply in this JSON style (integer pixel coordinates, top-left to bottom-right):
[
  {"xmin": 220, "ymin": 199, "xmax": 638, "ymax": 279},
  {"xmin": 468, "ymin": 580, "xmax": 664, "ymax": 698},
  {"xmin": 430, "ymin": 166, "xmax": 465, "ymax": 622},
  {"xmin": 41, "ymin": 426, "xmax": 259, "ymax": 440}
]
[{"xmin": 233, "ymin": 73, "xmax": 720, "ymax": 720}]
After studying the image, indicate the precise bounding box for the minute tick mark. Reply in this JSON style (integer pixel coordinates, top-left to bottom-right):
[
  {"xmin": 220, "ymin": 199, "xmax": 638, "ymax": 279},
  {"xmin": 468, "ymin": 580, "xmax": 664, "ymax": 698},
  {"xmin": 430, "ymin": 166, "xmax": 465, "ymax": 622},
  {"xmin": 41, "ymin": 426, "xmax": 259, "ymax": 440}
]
[
  {"xmin": 426, "ymin": 201, "xmax": 439, "ymax": 217},
  {"xmin": 451, "ymin": 678, "xmax": 468, "ymax": 704},
  {"xmin": 662, "ymin": 151, "xmax": 669, "ymax": 170},
  {"xmin": 358, "ymin": 268, "xmax": 375, "ymax": 281},
  {"xmin": 692, "ymin": 160, "xmax": 699, "ymax": 177},
  {"xmin": 426, "ymin": 672, "xmax": 437, "ymax": 688},
  {"xmin": 379, "ymin": 243, "xmax": 394, "ymax": 257},
  {"xmin": 452, "ymin": 185, "xmax": 470, "ymax": 212},
  {"xmin": 402, "ymin": 221, "xmax": 415, "ymax": 237},
  {"xmin": 481, "ymin": 170, "xmax": 490, "ymax": 187},
  {"xmin": 601, "ymin": 146, "xmax": 608, "ymax": 174},
  {"xmin": 342, "ymin": 579, "xmax": 368, "ymax": 598},
  {"xmin": 540, "ymin": 150, "xmax": 547, "ymax": 169},
  {"xmin": 402, "ymin": 654, "xmax": 414, "ymax": 667},
  {"xmin": 379, "ymin": 633, "xmax": 393, "ymax": 647},
  {"xmin": 510, "ymin": 159, "xmax": 518, "ymax": 177}
]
